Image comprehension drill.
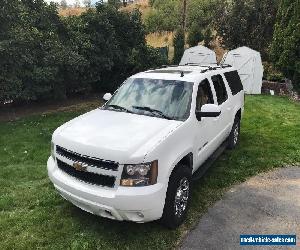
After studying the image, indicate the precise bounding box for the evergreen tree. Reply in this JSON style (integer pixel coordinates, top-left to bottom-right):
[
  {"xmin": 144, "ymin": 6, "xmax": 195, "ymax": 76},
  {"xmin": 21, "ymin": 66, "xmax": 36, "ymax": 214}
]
[{"xmin": 270, "ymin": 0, "xmax": 300, "ymax": 91}]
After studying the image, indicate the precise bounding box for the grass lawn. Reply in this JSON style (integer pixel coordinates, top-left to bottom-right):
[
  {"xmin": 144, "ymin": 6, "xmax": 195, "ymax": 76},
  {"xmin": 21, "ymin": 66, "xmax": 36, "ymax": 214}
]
[{"xmin": 0, "ymin": 96, "xmax": 299, "ymax": 249}]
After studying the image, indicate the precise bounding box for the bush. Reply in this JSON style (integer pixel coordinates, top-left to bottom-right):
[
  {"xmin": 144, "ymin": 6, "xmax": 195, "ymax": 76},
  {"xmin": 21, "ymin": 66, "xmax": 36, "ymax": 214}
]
[
  {"xmin": 173, "ymin": 28, "xmax": 185, "ymax": 64},
  {"xmin": 270, "ymin": 0, "xmax": 300, "ymax": 92},
  {"xmin": 0, "ymin": 0, "xmax": 84, "ymax": 101},
  {"xmin": 187, "ymin": 25, "xmax": 203, "ymax": 47},
  {"xmin": 0, "ymin": 1, "xmax": 167, "ymax": 103},
  {"xmin": 263, "ymin": 62, "xmax": 284, "ymax": 82},
  {"xmin": 144, "ymin": 0, "xmax": 180, "ymax": 33},
  {"xmin": 215, "ymin": 0, "xmax": 278, "ymax": 60}
]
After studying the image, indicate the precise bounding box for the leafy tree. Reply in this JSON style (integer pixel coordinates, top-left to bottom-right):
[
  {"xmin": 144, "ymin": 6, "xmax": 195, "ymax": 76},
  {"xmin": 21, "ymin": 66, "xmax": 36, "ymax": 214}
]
[
  {"xmin": 270, "ymin": 0, "xmax": 300, "ymax": 91},
  {"xmin": 187, "ymin": 24, "xmax": 203, "ymax": 47},
  {"xmin": 60, "ymin": 0, "xmax": 67, "ymax": 9},
  {"xmin": 83, "ymin": 0, "xmax": 91, "ymax": 7},
  {"xmin": 144, "ymin": 0, "xmax": 181, "ymax": 33},
  {"xmin": 186, "ymin": 0, "xmax": 219, "ymax": 48},
  {"xmin": 74, "ymin": 0, "xmax": 81, "ymax": 7},
  {"xmin": 0, "ymin": 0, "xmax": 84, "ymax": 101},
  {"xmin": 216, "ymin": 0, "xmax": 278, "ymax": 59},
  {"xmin": 149, "ymin": 0, "xmax": 156, "ymax": 7},
  {"xmin": 107, "ymin": 0, "xmax": 121, "ymax": 9},
  {"xmin": 173, "ymin": 28, "xmax": 185, "ymax": 64},
  {"xmin": 0, "ymin": 0, "xmax": 167, "ymax": 102}
]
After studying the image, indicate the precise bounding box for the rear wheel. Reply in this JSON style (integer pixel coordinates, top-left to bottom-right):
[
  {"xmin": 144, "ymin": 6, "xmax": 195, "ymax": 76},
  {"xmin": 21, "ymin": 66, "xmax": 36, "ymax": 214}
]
[
  {"xmin": 228, "ymin": 117, "xmax": 240, "ymax": 149},
  {"xmin": 161, "ymin": 165, "xmax": 192, "ymax": 229}
]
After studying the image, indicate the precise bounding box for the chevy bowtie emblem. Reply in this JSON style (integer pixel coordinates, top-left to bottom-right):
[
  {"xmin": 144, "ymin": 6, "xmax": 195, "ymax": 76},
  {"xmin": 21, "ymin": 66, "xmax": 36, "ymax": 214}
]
[{"xmin": 73, "ymin": 162, "xmax": 87, "ymax": 172}]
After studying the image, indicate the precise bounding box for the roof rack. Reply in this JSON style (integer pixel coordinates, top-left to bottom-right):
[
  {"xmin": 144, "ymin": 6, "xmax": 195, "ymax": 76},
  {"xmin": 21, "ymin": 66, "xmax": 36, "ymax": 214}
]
[
  {"xmin": 147, "ymin": 63, "xmax": 233, "ymax": 75},
  {"xmin": 184, "ymin": 63, "xmax": 232, "ymax": 73},
  {"xmin": 148, "ymin": 65, "xmax": 179, "ymax": 71}
]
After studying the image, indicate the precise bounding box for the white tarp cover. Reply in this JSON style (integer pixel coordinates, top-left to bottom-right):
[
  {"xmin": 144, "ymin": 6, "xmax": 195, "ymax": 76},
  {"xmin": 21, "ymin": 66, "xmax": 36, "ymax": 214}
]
[
  {"xmin": 179, "ymin": 45, "xmax": 217, "ymax": 66},
  {"xmin": 222, "ymin": 46, "xmax": 264, "ymax": 94}
]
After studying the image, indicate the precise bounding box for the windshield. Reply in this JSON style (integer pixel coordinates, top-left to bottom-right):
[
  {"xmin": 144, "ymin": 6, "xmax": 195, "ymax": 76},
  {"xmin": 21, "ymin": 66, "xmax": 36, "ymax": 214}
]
[{"xmin": 104, "ymin": 78, "xmax": 193, "ymax": 121}]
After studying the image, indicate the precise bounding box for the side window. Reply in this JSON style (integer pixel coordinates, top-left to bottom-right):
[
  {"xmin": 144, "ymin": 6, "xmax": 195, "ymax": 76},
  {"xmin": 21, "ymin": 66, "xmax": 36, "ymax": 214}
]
[
  {"xmin": 211, "ymin": 74, "xmax": 228, "ymax": 105},
  {"xmin": 196, "ymin": 79, "xmax": 214, "ymax": 111},
  {"xmin": 224, "ymin": 70, "xmax": 243, "ymax": 95}
]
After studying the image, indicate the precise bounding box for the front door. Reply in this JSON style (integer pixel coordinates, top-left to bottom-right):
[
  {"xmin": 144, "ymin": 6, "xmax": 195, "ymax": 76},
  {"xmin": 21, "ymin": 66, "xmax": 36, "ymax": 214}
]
[
  {"xmin": 193, "ymin": 78, "xmax": 218, "ymax": 170},
  {"xmin": 209, "ymin": 74, "xmax": 231, "ymax": 145}
]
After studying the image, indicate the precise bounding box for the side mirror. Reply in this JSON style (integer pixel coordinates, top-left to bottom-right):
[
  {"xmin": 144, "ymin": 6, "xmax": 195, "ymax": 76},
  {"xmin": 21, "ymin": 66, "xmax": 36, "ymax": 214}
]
[
  {"xmin": 196, "ymin": 104, "xmax": 221, "ymax": 120},
  {"xmin": 103, "ymin": 93, "xmax": 112, "ymax": 101}
]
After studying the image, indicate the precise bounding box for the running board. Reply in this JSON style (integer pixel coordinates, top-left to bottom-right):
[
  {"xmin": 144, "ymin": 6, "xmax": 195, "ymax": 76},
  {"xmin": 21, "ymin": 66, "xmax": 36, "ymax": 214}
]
[{"xmin": 192, "ymin": 140, "xmax": 228, "ymax": 181}]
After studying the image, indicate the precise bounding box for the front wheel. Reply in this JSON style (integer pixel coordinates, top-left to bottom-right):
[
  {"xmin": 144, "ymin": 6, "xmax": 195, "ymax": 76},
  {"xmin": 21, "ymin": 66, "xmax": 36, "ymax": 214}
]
[
  {"xmin": 160, "ymin": 165, "xmax": 192, "ymax": 229},
  {"xmin": 227, "ymin": 118, "xmax": 240, "ymax": 149}
]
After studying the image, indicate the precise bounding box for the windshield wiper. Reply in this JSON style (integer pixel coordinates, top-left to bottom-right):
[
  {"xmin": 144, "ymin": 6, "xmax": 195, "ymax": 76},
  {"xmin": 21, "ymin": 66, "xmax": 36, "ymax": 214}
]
[
  {"xmin": 132, "ymin": 106, "xmax": 173, "ymax": 120},
  {"xmin": 105, "ymin": 104, "xmax": 132, "ymax": 113}
]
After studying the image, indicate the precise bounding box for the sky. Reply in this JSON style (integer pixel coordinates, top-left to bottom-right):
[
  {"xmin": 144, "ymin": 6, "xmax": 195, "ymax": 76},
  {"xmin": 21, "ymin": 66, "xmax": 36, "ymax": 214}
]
[{"xmin": 45, "ymin": 0, "xmax": 101, "ymax": 6}]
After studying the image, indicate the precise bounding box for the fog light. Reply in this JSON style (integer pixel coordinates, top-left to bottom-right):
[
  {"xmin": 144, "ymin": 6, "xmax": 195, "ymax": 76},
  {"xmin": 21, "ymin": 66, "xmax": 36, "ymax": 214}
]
[{"xmin": 120, "ymin": 179, "xmax": 134, "ymax": 186}]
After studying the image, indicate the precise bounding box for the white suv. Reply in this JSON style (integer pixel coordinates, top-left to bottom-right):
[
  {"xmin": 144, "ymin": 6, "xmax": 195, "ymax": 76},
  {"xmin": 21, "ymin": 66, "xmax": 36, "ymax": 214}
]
[{"xmin": 47, "ymin": 64, "xmax": 244, "ymax": 228}]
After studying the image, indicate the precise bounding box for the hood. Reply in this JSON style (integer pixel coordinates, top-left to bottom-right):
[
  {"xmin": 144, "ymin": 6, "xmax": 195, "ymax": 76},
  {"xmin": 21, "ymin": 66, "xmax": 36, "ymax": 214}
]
[{"xmin": 53, "ymin": 109, "xmax": 182, "ymax": 163}]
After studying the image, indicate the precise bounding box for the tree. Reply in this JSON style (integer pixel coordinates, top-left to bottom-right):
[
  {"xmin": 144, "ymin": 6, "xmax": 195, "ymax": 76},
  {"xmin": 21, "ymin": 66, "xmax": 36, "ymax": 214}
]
[
  {"xmin": 0, "ymin": 0, "xmax": 167, "ymax": 102},
  {"xmin": 144, "ymin": 0, "xmax": 181, "ymax": 33},
  {"xmin": 173, "ymin": 28, "xmax": 185, "ymax": 64},
  {"xmin": 215, "ymin": 0, "xmax": 278, "ymax": 60},
  {"xmin": 270, "ymin": 0, "xmax": 300, "ymax": 91},
  {"xmin": 0, "ymin": 0, "xmax": 86, "ymax": 101},
  {"xmin": 83, "ymin": 0, "xmax": 91, "ymax": 7},
  {"xmin": 74, "ymin": 0, "xmax": 81, "ymax": 8},
  {"xmin": 60, "ymin": 0, "xmax": 67, "ymax": 9},
  {"xmin": 187, "ymin": 24, "xmax": 203, "ymax": 47},
  {"xmin": 107, "ymin": 0, "xmax": 121, "ymax": 9}
]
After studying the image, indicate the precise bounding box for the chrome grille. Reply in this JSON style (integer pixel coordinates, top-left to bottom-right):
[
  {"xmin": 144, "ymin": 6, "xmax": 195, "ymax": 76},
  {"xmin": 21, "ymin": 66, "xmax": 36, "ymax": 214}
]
[
  {"xmin": 56, "ymin": 145, "xmax": 118, "ymax": 171},
  {"xmin": 57, "ymin": 159, "xmax": 116, "ymax": 187}
]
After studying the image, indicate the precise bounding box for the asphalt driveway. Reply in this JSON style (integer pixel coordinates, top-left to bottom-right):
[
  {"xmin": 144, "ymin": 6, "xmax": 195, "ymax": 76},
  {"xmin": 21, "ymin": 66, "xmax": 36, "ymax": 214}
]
[{"xmin": 180, "ymin": 167, "xmax": 300, "ymax": 250}]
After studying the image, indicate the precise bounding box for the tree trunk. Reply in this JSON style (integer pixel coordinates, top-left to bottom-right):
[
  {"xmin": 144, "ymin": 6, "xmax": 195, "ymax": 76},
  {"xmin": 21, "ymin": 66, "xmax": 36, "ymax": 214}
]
[{"xmin": 182, "ymin": 0, "xmax": 187, "ymax": 31}]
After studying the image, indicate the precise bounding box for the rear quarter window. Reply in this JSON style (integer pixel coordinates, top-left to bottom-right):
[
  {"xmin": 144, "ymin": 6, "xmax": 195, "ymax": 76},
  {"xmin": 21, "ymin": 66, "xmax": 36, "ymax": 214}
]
[
  {"xmin": 211, "ymin": 74, "xmax": 228, "ymax": 105},
  {"xmin": 224, "ymin": 71, "xmax": 243, "ymax": 95}
]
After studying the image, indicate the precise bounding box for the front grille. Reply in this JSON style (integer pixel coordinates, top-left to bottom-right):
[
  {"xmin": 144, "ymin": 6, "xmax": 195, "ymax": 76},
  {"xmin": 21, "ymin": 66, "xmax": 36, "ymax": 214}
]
[
  {"xmin": 57, "ymin": 159, "xmax": 116, "ymax": 187},
  {"xmin": 56, "ymin": 145, "xmax": 118, "ymax": 171}
]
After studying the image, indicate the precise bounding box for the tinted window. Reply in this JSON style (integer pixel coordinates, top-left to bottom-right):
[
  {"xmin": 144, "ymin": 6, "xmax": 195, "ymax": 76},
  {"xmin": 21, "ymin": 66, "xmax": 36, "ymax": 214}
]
[
  {"xmin": 224, "ymin": 70, "xmax": 243, "ymax": 95},
  {"xmin": 196, "ymin": 79, "xmax": 214, "ymax": 111},
  {"xmin": 211, "ymin": 75, "xmax": 228, "ymax": 105}
]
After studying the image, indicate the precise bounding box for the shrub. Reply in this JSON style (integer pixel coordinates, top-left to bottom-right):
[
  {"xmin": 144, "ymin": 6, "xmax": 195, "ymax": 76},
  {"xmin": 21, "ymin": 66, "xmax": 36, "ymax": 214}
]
[
  {"xmin": 263, "ymin": 62, "xmax": 284, "ymax": 82},
  {"xmin": 0, "ymin": 1, "xmax": 167, "ymax": 103},
  {"xmin": 173, "ymin": 28, "xmax": 185, "ymax": 64},
  {"xmin": 270, "ymin": 0, "xmax": 300, "ymax": 92},
  {"xmin": 187, "ymin": 25, "xmax": 203, "ymax": 47}
]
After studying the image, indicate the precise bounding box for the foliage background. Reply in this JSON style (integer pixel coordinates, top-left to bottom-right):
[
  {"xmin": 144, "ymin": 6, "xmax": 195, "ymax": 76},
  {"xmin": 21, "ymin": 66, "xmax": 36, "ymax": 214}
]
[
  {"xmin": 0, "ymin": 0, "xmax": 167, "ymax": 103},
  {"xmin": 0, "ymin": 0, "xmax": 299, "ymax": 102}
]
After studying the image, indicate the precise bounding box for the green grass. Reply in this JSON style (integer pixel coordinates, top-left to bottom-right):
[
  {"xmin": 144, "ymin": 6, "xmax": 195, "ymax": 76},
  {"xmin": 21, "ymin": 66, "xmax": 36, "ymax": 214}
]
[{"xmin": 0, "ymin": 96, "xmax": 299, "ymax": 250}]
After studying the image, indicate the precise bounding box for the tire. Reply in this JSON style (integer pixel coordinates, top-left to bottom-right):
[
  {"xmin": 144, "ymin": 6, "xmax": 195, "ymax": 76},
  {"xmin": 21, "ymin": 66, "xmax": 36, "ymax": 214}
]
[
  {"xmin": 160, "ymin": 165, "xmax": 192, "ymax": 229},
  {"xmin": 227, "ymin": 117, "xmax": 240, "ymax": 150}
]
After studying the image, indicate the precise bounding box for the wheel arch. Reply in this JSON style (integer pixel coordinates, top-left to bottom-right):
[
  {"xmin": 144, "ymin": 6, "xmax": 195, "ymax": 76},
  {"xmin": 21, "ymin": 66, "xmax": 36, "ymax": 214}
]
[
  {"xmin": 235, "ymin": 108, "xmax": 242, "ymax": 121},
  {"xmin": 167, "ymin": 152, "xmax": 193, "ymax": 182}
]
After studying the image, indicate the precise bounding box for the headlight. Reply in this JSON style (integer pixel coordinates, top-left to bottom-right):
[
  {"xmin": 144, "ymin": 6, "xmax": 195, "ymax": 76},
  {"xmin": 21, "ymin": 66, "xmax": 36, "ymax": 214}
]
[
  {"xmin": 120, "ymin": 160, "xmax": 158, "ymax": 187},
  {"xmin": 51, "ymin": 141, "xmax": 55, "ymax": 160}
]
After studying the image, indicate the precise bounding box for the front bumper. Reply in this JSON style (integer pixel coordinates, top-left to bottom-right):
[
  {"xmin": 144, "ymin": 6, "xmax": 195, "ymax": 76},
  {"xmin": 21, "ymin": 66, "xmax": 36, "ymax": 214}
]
[{"xmin": 47, "ymin": 157, "xmax": 166, "ymax": 222}]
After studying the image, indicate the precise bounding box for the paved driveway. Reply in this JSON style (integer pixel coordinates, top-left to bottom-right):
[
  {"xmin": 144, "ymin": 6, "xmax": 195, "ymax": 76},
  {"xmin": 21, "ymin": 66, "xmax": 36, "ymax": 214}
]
[{"xmin": 180, "ymin": 167, "xmax": 300, "ymax": 250}]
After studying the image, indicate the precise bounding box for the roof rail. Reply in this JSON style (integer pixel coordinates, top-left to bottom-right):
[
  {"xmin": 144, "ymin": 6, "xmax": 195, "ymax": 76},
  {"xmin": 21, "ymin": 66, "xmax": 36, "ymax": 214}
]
[
  {"xmin": 147, "ymin": 63, "xmax": 232, "ymax": 74},
  {"xmin": 148, "ymin": 64, "xmax": 179, "ymax": 71}
]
